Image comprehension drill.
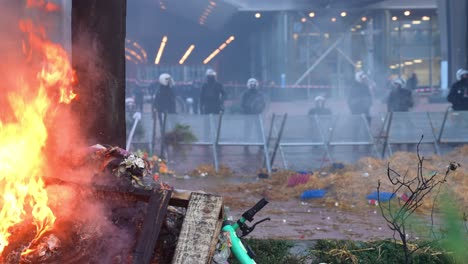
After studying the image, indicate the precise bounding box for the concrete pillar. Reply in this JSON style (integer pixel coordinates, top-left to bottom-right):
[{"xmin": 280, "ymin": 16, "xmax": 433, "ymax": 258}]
[
  {"xmin": 272, "ymin": 11, "xmax": 292, "ymax": 85},
  {"xmin": 71, "ymin": 0, "xmax": 127, "ymax": 146},
  {"xmin": 438, "ymin": 0, "xmax": 468, "ymax": 88}
]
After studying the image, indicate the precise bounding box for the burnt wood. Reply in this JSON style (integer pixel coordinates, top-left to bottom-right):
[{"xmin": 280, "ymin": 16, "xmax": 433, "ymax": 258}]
[
  {"xmin": 44, "ymin": 177, "xmax": 190, "ymax": 207},
  {"xmin": 133, "ymin": 189, "xmax": 172, "ymax": 264}
]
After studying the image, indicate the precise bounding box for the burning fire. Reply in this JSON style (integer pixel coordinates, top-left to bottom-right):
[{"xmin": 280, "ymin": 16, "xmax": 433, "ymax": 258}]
[{"xmin": 0, "ymin": 3, "xmax": 75, "ymax": 256}]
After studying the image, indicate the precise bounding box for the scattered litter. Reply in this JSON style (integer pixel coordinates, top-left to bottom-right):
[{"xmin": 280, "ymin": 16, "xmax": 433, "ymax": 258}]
[
  {"xmin": 287, "ymin": 173, "xmax": 311, "ymax": 187},
  {"xmin": 366, "ymin": 191, "xmax": 395, "ymax": 202},
  {"xmin": 300, "ymin": 189, "xmax": 327, "ymax": 199}
]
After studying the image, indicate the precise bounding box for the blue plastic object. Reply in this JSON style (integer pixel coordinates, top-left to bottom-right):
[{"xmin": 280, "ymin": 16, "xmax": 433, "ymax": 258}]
[
  {"xmin": 366, "ymin": 191, "xmax": 395, "ymax": 202},
  {"xmin": 300, "ymin": 189, "xmax": 326, "ymax": 199}
]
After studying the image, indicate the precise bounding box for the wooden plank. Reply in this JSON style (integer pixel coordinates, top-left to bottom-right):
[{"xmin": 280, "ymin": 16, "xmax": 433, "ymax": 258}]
[
  {"xmin": 172, "ymin": 193, "xmax": 223, "ymax": 264},
  {"xmin": 207, "ymin": 215, "xmax": 224, "ymax": 263},
  {"xmin": 133, "ymin": 189, "xmax": 172, "ymax": 264}
]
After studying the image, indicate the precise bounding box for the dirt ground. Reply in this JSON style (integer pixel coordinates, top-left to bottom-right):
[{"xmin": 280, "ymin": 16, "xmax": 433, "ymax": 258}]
[
  {"xmin": 162, "ymin": 144, "xmax": 468, "ymax": 242},
  {"xmin": 143, "ymin": 95, "xmax": 462, "ymax": 242}
]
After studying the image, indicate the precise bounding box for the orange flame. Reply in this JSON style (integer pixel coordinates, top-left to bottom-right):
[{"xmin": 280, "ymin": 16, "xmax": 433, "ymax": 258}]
[
  {"xmin": 0, "ymin": 8, "xmax": 75, "ymax": 256},
  {"xmin": 26, "ymin": 0, "xmax": 60, "ymax": 12}
]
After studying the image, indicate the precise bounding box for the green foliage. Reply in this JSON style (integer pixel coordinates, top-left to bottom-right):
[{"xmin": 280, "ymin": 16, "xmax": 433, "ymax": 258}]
[
  {"xmin": 229, "ymin": 239, "xmax": 455, "ymax": 264},
  {"xmin": 228, "ymin": 239, "xmax": 302, "ymax": 264},
  {"xmin": 311, "ymin": 240, "xmax": 454, "ymax": 264},
  {"xmin": 164, "ymin": 123, "xmax": 197, "ymax": 147},
  {"xmin": 440, "ymin": 193, "xmax": 468, "ymax": 263}
]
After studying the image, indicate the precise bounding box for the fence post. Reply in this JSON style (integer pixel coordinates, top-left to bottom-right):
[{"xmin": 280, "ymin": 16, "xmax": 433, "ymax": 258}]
[
  {"xmin": 438, "ymin": 106, "xmax": 451, "ymax": 143},
  {"xmin": 381, "ymin": 111, "xmax": 393, "ymax": 158},
  {"xmin": 126, "ymin": 112, "xmax": 142, "ymax": 151},
  {"xmin": 213, "ymin": 113, "xmax": 223, "ymax": 173},
  {"xmin": 270, "ymin": 113, "xmax": 288, "ymax": 167},
  {"xmin": 160, "ymin": 112, "xmax": 167, "ymax": 159}
]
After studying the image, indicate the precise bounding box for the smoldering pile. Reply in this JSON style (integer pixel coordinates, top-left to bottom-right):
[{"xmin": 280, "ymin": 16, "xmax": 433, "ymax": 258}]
[{"xmin": 1, "ymin": 145, "xmax": 184, "ymax": 264}]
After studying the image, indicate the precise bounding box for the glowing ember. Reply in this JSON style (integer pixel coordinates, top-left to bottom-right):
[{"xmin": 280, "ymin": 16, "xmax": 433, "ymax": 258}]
[{"xmin": 0, "ymin": 4, "xmax": 75, "ymax": 256}]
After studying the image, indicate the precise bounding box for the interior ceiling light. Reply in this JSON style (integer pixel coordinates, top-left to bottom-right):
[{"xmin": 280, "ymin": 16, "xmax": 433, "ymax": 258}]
[
  {"xmin": 361, "ymin": 17, "xmax": 367, "ymax": 22},
  {"xmin": 198, "ymin": 2, "xmax": 216, "ymax": 26},
  {"xmin": 126, "ymin": 39, "xmax": 147, "ymax": 63},
  {"xmin": 413, "ymin": 59, "xmax": 423, "ymax": 63},
  {"xmin": 404, "ymin": 61, "xmax": 413, "ymax": 65},
  {"xmin": 392, "ymin": 16, "xmax": 398, "ymax": 21},
  {"xmin": 179, "ymin": 45, "xmax": 195, "ymax": 65},
  {"xmin": 422, "ymin": 16, "xmax": 430, "ymax": 21},
  {"xmin": 331, "ymin": 17, "xmax": 336, "ymax": 22},
  {"xmin": 356, "ymin": 25, "xmax": 362, "ymax": 29},
  {"xmin": 402, "ymin": 24, "xmax": 411, "ymax": 28},
  {"xmin": 255, "ymin": 12, "xmax": 261, "ymax": 18},
  {"xmin": 203, "ymin": 36, "xmax": 235, "ymax": 64},
  {"xmin": 225, "ymin": 36, "xmax": 235, "ymax": 44},
  {"xmin": 340, "ymin": 12, "xmax": 347, "ymax": 17},
  {"xmin": 154, "ymin": 36, "xmax": 167, "ymax": 65},
  {"xmin": 412, "ymin": 20, "xmax": 421, "ymax": 25},
  {"xmin": 308, "ymin": 12, "xmax": 315, "ymax": 18},
  {"xmin": 404, "ymin": 10, "xmax": 411, "ymax": 16},
  {"xmin": 132, "ymin": 42, "xmax": 147, "ymax": 61},
  {"xmin": 301, "ymin": 17, "xmax": 307, "ymax": 23},
  {"xmin": 125, "ymin": 48, "xmax": 143, "ymax": 62}
]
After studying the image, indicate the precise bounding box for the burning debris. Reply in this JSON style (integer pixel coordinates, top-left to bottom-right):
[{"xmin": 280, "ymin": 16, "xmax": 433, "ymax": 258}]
[
  {"xmin": 0, "ymin": 2, "xmax": 186, "ymax": 263},
  {"xmin": 0, "ymin": 142, "xmax": 182, "ymax": 263}
]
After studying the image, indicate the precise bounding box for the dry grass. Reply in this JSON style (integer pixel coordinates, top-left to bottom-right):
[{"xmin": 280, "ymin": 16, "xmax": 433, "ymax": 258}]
[{"xmin": 220, "ymin": 146, "xmax": 468, "ymax": 214}]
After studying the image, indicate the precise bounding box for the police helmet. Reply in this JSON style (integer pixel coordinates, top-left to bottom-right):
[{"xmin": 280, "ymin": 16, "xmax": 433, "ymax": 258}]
[
  {"xmin": 247, "ymin": 78, "xmax": 259, "ymax": 89},
  {"xmin": 391, "ymin": 77, "xmax": 406, "ymax": 88},
  {"xmin": 159, "ymin": 73, "xmax": 174, "ymax": 87},
  {"xmin": 206, "ymin": 69, "xmax": 217, "ymax": 76},
  {"xmin": 456, "ymin": 68, "xmax": 468, "ymax": 81}
]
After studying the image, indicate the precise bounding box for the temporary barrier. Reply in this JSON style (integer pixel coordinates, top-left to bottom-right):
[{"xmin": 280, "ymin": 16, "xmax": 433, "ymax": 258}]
[
  {"xmin": 385, "ymin": 112, "xmax": 440, "ymax": 156},
  {"xmin": 165, "ymin": 113, "xmax": 220, "ymax": 170},
  {"xmin": 273, "ymin": 115, "xmax": 331, "ymax": 169},
  {"xmin": 436, "ymin": 110, "xmax": 468, "ymax": 143},
  {"xmin": 217, "ymin": 114, "xmax": 272, "ymax": 174},
  {"xmin": 326, "ymin": 114, "xmax": 379, "ymax": 159},
  {"xmin": 126, "ymin": 110, "xmax": 468, "ymax": 173}
]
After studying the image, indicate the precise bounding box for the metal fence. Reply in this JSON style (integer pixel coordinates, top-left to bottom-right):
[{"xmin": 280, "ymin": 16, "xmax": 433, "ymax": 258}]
[
  {"xmin": 126, "ymin": 110, "xmax": 468, "ymax": 172},
  {"xmin": 385, "ymin": 112, "xmax": 440, "ymax": 156}
]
